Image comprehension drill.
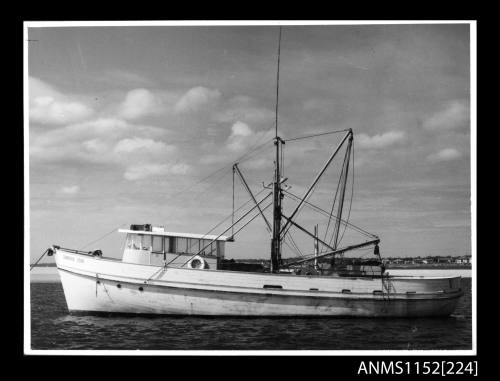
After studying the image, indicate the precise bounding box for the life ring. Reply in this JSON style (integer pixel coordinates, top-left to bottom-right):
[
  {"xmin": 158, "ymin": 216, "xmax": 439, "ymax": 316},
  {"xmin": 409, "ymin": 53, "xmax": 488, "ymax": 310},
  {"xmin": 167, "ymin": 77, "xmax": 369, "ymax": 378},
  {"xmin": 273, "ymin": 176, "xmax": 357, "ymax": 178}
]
[{"xmin": 187, "ymin": 255, "xmax": 207, "ymax": 269}]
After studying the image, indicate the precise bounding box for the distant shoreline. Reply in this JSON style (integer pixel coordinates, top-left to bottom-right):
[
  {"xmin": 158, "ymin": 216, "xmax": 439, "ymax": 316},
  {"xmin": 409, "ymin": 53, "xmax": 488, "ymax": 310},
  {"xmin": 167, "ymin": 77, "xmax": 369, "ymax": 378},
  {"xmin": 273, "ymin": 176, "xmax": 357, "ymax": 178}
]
[
  {"xmin": 31, "ymin": 263, "xmax": 56, "ymax": 267},
  {"xmin": 386, "ymin": 264, "xmax": 471, "ymax": 270},
  {"xmin": 30, "ymin": 262, "xmax": 472, "ymax": 270}
]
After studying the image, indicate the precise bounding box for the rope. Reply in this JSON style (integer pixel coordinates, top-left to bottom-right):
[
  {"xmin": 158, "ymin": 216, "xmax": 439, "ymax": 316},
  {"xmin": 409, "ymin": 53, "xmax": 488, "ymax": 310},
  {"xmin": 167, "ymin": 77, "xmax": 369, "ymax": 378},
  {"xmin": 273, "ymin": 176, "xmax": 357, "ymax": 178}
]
[{"xmin": 30, "ymin": 248, "xmax": 49, "ymax": 271}]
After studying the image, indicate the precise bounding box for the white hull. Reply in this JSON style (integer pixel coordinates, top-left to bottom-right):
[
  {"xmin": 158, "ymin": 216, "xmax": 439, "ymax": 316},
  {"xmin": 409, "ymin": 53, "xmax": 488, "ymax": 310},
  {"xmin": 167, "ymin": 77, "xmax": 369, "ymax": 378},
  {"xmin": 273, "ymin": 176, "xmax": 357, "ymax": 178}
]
[{"xmin": 55, "ymin": 249, "xmax": 463, "ymax": 317}]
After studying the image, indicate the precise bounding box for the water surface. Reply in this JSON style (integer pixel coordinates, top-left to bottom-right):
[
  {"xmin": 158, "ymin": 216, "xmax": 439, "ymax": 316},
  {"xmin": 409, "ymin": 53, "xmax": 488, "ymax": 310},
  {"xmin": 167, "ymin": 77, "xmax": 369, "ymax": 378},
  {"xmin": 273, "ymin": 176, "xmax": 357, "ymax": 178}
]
[{"xmin": 30, "ymin": 279, "xmax": 472, "ymax": 350}]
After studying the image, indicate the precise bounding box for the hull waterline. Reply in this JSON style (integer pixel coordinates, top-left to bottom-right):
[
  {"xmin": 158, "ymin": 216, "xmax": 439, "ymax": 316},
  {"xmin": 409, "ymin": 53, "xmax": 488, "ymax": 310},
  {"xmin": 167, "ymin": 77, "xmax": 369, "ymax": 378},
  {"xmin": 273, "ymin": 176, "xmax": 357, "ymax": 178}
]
[{"xmin": 55, "ymin": 249, "xmax": 463, "ymax": 318}]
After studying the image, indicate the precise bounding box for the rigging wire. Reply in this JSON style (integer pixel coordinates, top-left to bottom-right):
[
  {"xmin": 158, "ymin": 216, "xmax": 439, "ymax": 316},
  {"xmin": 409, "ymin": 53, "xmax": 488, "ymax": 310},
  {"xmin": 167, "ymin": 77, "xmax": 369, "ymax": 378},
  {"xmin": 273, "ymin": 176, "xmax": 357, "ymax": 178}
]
[
  {"xmin": 232, "ymin": 166, "xmax": 235, "ymax": 237},
  {"xmin": 336, "ymin": 138, "xmax": 355, "ymax": 247},
  {"xmin": 284, "ymin": 129, "xmax": 351, "ymax": 142},
  {"xmin": 192, "ymin": 166, "xmax": 233, "ymax": 202},
  {"xmin": 177, "ymin": 194, "xmax": 273, "ymax": 268},
  {"xmin": 282, "ymin": 236, "xmax": 303, "ymax": 258},
  {"xmin": 282, "ymin": 189, "xmax": 376, "ymax": 239},
  {"xmin": 322, "ymin": 143, "xmax": 349, "ymax": 250},
  {"xmin": 162, "ymin": 137, "xmax": 273, "ymax": 204},
  {"xmin": 79, "ymin": 222, "xmax": 129, "ymax": 250},
  {"xmin": 286, "ymin": 231, "xmax": 304, "ymax": 257},
  {"xmin": 182, "ymin": 187, "xmax": 270, "ymax": 255},
  {"xmin": 327, "ymin": 139, "xmax": 352, "ymax": 250}
]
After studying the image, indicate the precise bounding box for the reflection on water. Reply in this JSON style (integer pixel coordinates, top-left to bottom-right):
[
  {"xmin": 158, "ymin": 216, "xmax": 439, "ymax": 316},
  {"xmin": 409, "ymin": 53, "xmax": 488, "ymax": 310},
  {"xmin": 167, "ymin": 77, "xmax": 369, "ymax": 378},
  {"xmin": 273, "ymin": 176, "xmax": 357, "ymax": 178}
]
[{"xmin": 30, "ymin": 279, "xmax": 472, "ymax": 350}]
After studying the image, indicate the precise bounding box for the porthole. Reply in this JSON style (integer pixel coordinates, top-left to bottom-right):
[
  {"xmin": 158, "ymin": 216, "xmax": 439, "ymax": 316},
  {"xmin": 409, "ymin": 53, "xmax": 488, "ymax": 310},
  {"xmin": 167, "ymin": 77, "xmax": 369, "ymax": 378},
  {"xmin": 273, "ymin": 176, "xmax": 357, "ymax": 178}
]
[
  {"xmin": 138, "ymin": 286, "xmax": 144, "ymax": 292},
  {"xmin": 117, "ymin": 284, "xmax": 122, "ymax": 289}
]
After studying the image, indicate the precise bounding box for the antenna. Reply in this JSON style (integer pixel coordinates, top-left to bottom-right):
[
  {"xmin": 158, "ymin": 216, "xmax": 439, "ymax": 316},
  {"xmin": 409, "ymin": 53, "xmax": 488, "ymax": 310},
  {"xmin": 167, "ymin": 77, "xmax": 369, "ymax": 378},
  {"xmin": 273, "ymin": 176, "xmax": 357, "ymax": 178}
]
[{"xmin": 275, "ymin": 26, "xmax": 282, "ymax": 139}]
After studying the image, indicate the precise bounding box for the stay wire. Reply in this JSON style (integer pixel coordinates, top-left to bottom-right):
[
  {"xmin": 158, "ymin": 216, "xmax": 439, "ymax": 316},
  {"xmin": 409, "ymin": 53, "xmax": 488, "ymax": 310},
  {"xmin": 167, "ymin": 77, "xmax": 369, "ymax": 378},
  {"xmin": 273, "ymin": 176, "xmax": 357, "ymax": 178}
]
[
  {"xmin": 79, "ymin": 222, "xmax": 129, "ymax": 250},
  {"xmin": 282, "ymin": 189, "xmax": 376, "ymax": 239},
  {"xmin": 284, "ymin": 129, "xmax": 351, "ymax": 143},
  {"xmin": 337, "ymin": 140, "xmax": 355, "ymax": 246},
  {"xmin": 322, "ymin": 144, "xmax": 348, "ymax": 249},
  {"xmin": 327, "ymin": 141, "xmax": 352, "ymax": 249}
]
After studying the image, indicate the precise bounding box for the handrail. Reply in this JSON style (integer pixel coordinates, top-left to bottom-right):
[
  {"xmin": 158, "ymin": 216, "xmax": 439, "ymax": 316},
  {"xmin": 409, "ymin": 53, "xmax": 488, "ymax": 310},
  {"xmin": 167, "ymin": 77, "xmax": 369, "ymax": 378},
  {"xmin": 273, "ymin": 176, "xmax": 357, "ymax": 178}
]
[{"xmin": 53, "ymin": 246, "xmax": 95, "ymax": 256}]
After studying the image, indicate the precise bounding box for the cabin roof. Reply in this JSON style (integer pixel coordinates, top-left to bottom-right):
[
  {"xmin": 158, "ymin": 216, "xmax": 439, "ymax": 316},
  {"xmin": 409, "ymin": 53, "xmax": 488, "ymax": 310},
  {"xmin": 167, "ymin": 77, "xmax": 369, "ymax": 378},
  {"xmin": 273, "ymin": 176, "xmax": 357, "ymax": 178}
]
[{"xmin": 118, "ymin": 229, "xmax": 230, "ymax": 241}]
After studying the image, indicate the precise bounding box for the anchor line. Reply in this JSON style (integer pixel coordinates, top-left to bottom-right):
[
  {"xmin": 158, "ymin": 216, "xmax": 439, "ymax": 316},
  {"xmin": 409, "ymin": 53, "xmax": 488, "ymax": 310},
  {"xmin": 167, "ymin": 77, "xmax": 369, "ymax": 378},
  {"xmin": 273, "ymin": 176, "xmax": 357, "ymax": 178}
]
[{"xmin": 30, "ymin": 248, "xmax": 50, "ymax": 271}]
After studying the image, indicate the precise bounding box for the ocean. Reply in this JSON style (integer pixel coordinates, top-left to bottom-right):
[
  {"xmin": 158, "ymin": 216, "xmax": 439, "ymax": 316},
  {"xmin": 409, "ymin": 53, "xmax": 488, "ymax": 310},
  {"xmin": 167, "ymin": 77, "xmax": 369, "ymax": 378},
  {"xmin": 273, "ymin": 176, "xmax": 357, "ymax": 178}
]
[{"xmin": 29, "ymin": 275, "xmax": 472, "ymax": 351}]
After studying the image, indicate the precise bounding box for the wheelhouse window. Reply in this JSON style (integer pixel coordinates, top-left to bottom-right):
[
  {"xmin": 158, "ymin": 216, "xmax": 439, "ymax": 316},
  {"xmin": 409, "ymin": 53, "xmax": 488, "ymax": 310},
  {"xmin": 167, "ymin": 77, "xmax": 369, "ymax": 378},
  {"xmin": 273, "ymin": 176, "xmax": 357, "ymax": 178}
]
[
  {"xmin": 146, "ymin": 235, "xmax": 224, "ymax": 257},
  {"xmin": 126, "ymin": 233, "xmax": 141, "ymax": 250},
  {"xmin": 176, "ymin": 237, "xmax": 188, "ymax": 254},
  {"xmin": 141, "ymin": 235, "xmax": 152, "ymax": 250},
  {"xmin": 152, "ymin": 235, "xmax": 163, "ymax": 253},
  {"xmin": 200, "ymin": 240, "xmax": 217, "ymax": 256},
  {"xmin": 187, "ymin": 238, "xmax": 200, "ymax": 254}
]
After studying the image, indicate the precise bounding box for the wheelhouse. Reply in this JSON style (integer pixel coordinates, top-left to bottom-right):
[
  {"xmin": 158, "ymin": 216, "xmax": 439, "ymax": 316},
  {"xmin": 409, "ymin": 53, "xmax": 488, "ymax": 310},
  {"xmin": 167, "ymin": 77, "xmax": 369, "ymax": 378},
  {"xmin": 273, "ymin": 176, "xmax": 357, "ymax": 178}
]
[{"xmin": 118, "ymin": 225, "xmax": 229, "ymax": 269}]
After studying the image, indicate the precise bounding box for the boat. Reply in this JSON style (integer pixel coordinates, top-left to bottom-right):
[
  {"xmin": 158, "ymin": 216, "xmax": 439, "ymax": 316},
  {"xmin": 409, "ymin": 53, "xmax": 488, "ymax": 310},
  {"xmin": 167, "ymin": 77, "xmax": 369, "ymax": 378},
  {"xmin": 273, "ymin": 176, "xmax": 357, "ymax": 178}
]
[{"xmin": 39, "ymin": 28, "xmax": 464, "ymax": 317}]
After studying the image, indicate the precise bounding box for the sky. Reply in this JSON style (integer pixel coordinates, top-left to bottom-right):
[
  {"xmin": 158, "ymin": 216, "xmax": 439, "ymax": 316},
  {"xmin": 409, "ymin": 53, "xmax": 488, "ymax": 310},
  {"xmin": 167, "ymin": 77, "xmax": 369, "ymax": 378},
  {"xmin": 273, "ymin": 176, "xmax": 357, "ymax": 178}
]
[{"xmin": 27, "ymin": 23, "xmax": 472, "ymax": 263}]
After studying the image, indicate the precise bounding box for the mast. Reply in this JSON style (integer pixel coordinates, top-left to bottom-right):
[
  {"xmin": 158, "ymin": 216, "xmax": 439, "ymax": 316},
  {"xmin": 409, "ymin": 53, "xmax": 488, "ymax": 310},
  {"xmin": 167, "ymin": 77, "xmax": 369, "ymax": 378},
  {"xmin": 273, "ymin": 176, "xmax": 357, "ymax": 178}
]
[
  {"xmin": 271, "ymin": 137, "xmax": 283, "ymax": 272},
  {"xmin": 271, "ymin": 26, "xmax": 283, "ymax": 273}
]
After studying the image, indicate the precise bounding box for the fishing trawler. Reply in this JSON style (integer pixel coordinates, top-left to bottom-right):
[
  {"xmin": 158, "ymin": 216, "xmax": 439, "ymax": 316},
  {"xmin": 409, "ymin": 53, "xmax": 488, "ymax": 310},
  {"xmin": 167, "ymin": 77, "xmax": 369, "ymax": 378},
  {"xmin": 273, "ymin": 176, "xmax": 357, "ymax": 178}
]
[{"xmin": 40, "ymin": 29, "xmax": 463, "ymax": 317}]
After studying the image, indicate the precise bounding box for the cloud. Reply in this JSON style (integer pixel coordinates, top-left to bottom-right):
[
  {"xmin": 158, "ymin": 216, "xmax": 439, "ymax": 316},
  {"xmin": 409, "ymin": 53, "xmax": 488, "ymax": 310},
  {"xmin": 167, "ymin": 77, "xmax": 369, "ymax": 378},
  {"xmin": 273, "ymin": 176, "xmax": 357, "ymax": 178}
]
[
  {"xmin": 60, "ymin": 185, "xmax": 80, "ymax": 195},
  {"xmin": 30, "ymin": 117, "xmax": 167, "ymax": 161},
  {"xmin": 174, "ymin": 86, "xmax": 221, "ymax": 114},
  {"xmin": 113, "ymin": 137, "xmax": 174, "ymax": 155},
  {"xmin": 29, "ymin": 78, "xmax": 188, "ymax": 182},
  {"xmin": 226, "ymin": 121, "xmax": 272, "ymax": 152},
  {"xmin": 30, "ymin": 115, "xmax": 188, "ymax": 181},
  {"xmin": 427, "ymin": 148, "xmax": 462, "ymax": 162},
  {"xmin": 29, "ymin": 77, "xmax": 94, "ymax": 125},
  {"xmin": 124, "ymin": 163, "xmax": 190, "ymax": 180},
  {"xmin": 31, "ymin": 118, "xmax": 130, "ymax": 159},
  {"xmin": 356, "ymin": 130, "xmax": 406, "ymax": 149},
  {"xmin": 215, "ymin": 95, "xmax": 274, "ymax": 126},
  {"xmin": 118, "ymin": 88, "xmax": 161, "ymax": 120},
  {"xmin": 231, "ymin": 121, "xmax": 253, "ymax": 137},
  {"xmin": 423, "ymin": 100, "xmax": 469, "ymax": 131}
]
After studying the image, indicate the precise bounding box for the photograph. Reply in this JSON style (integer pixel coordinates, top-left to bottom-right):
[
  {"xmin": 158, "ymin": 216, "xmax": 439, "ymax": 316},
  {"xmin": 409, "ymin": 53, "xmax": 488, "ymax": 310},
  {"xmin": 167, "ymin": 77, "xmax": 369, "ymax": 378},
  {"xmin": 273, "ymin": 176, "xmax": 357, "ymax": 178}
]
[{"xmin": 25, "ymin": 20, "xmax": 475, "ymax": 355}]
